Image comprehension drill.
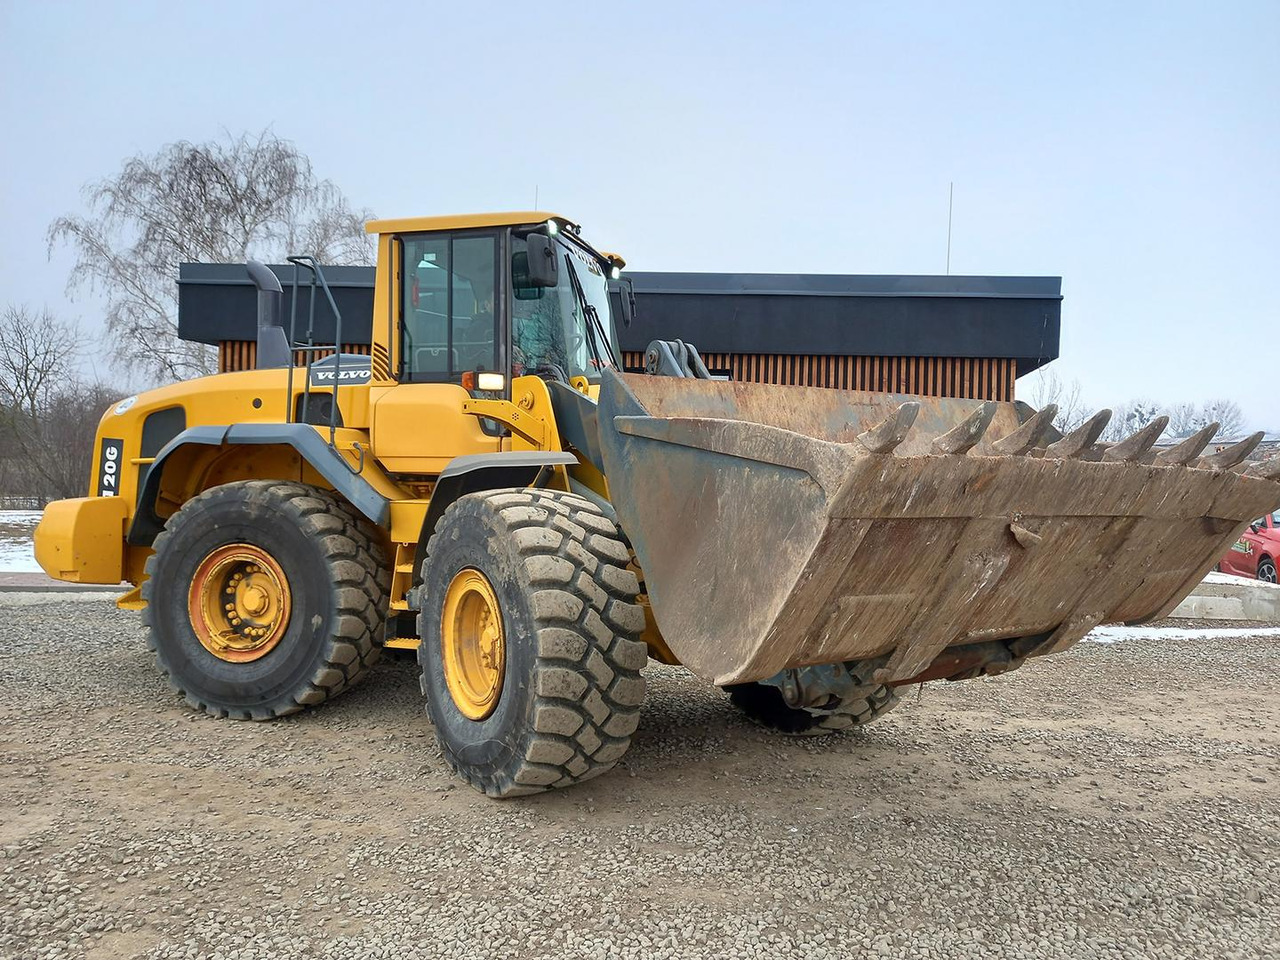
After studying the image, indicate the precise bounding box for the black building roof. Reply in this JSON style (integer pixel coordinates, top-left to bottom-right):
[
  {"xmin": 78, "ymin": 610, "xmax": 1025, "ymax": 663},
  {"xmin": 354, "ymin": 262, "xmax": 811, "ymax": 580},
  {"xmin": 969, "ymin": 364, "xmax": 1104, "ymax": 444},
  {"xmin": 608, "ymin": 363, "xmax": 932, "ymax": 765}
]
[{"xmin": 178, "ymin": 264, "xmax": 1061, "ymax": 374}]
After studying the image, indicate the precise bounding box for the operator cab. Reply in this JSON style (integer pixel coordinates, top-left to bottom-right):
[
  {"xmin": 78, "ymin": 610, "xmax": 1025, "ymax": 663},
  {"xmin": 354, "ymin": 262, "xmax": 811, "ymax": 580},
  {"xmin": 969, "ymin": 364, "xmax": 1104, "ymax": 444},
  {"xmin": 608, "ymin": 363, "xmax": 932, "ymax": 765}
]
[{"xmin": 374, "ymin": 213, "xmax": 628, "ymax": 397}]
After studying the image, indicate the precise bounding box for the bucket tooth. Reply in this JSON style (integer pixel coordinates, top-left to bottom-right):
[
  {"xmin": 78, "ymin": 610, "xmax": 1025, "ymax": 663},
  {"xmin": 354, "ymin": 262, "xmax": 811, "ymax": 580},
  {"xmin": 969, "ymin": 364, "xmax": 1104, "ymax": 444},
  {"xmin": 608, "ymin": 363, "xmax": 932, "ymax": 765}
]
[
  {"xmin": 1245, "ymin": 455, "xmax": 1280, "ymax": 481},
  {"xmin": 931, "ymin": 402, "xmax": 997, "ymax": 455},
  {"xmin": 856, "ymin": 402, "xmax": 920, "ymax": 454},
  {"xmin": 1155, "ymin": 421, "xmax": 1219, "ymax": 466},
  {"xmin": 991, "ymin": 404, "xmax": 1058, "ymax": 456},
  {"xmin": 1046, "ymin": 409, "xmax": 1112, "ymax": 459},
  {"xmin": 1199, "ymin": 431, "xmax": 1265, "ymax": 471},
  {"xmin": 1103, "ymin": 416, "xmax": 1168, "ymax": 462}
]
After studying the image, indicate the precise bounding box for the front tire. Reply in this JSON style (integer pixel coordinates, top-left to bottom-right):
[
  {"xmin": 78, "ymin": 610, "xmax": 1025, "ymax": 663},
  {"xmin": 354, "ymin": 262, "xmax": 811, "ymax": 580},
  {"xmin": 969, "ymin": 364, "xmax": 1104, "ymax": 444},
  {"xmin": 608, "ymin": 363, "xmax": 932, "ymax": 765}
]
[
  {"xmin": 417, "ymin": 489, "xmax": 647, "ymax": 797},
  {"xmin": 142, "ymin": 481, "xmax": 389, "ymax": 719},
  {"xmin": 1259, "ymin": 557, "xmax": 1277, "ymax": 584}
]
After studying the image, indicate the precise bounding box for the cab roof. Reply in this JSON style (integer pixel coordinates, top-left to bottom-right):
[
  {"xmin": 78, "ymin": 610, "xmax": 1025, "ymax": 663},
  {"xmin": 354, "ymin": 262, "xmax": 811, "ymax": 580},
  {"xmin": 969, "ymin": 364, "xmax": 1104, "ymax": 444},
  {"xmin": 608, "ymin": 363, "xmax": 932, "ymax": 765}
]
[{"xmin": 364, "ymin": 211, "xmax": 576, "ymax": 235}]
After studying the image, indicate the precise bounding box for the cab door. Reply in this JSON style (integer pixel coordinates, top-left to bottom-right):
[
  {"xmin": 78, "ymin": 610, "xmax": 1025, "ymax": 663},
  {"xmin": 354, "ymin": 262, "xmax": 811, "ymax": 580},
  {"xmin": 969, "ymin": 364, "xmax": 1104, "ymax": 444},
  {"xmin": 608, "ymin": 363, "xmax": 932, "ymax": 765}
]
[{"xmin": 370, "ymin": 230, "xmax": 505, "ymax": 474}]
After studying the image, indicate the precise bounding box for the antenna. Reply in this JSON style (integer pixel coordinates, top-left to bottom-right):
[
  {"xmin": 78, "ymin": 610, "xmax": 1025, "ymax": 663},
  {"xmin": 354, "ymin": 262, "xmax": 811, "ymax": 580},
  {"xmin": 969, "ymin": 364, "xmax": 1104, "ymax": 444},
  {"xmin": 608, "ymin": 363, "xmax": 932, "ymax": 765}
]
[
  {"xmin": 946, "ymin": 182, "xmax": 954, "ymax": 275},
  {"xmin": 535, "ymin": 185, "xmax": 539, "ymax": 208}
]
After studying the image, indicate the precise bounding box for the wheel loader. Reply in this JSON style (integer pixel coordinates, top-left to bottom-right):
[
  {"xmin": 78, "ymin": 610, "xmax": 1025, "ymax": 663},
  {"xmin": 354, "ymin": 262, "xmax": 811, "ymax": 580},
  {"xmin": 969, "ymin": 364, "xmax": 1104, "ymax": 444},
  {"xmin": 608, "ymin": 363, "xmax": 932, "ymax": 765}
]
[{"xmin": 34, "ymin": 211, "xmax": 1280, "ymax": 797}]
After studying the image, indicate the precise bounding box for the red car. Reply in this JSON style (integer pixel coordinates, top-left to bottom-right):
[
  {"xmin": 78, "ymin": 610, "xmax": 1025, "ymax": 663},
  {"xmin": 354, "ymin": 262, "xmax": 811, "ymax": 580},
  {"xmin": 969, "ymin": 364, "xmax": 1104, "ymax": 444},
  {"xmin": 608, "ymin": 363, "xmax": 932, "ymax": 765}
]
[{"xmin": 1217, "ymin": 509, "xmax": 1280, "ymax": 583}]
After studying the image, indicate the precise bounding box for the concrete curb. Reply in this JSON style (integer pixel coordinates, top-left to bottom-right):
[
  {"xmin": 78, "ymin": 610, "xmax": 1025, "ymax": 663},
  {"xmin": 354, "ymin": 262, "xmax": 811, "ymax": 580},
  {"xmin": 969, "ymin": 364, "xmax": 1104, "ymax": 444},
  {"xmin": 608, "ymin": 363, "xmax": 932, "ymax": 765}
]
[{"xmin": 1172, "ymin": 573, "xmax": 1280, "ymax": 622}]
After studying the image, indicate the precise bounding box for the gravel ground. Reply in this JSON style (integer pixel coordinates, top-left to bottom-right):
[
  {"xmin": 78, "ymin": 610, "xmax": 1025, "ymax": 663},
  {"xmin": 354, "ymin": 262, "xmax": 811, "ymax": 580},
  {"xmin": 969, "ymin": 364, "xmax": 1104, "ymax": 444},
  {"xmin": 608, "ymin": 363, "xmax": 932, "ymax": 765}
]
[{"xmin": 2, "ymin": 599, "xmax": 1277, "ymax": 960}]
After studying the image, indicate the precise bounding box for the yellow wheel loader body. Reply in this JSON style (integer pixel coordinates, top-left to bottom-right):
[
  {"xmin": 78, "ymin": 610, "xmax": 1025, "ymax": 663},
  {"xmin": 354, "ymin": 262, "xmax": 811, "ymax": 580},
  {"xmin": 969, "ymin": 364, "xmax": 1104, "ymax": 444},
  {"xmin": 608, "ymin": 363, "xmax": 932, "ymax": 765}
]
[{"xmin": 29, "ymin": 208, "xmax": 1280, "ymax": 796}]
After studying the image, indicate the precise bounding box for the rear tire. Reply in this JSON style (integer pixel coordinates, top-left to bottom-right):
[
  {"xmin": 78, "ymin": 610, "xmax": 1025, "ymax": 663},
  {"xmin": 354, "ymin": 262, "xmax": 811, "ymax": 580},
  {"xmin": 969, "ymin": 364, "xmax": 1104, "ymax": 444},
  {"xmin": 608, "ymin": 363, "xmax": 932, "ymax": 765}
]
[
  {"xmin": 142, "ymin": 481, "xmax": 389, "ymax": 719},
  {"xmin": 725, "ymin": 661, "xmax": 898, "ymax": 736},
  {"xmin": 1259, "ymin": 558, "xmax": 1277, "ymax": 584},
  {"xmin": 417, "ymin": 489, "xmax": 647, "ymax": 797}
]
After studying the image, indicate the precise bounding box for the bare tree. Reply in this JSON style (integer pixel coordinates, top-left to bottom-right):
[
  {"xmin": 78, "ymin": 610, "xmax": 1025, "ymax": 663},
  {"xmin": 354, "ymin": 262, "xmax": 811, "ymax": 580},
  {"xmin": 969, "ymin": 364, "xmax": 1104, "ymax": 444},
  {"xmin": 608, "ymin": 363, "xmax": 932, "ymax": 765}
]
[
  {"xmin": 1103, "ymin": 398, "xmax": 1168, "ymax": 443},
  {"xmin": 0, "ymin": 305, "xmax": 121, "ymax": 502},
  {"xmin": 1160, "ymin": 399, "xmax": 1244, "ymax": 441},
  {"xmin": 49, "ymin": 130, "xmax": 374, "ymax": 383},
  {"xmin": 0, "ymin": 305, "xmax": 81, "ymax": 418},
  {"xmin": 1200, "ymin": 399, "xmax": 1245, "ymax": 440},
  {"xmin": 1026, "ymin": 367, "xmax": 1092, "ymax": 432},
  {"xmin": 1030, "ymin": 379, "xmax": 1249, "ymax": 446},
  {"xmin": 17, "ymin": 382, "xmax": 125, "ymax": 501},
  {"xmin": 1166, "ymin": 401, "xmax": 1201, "ymax": 439}
]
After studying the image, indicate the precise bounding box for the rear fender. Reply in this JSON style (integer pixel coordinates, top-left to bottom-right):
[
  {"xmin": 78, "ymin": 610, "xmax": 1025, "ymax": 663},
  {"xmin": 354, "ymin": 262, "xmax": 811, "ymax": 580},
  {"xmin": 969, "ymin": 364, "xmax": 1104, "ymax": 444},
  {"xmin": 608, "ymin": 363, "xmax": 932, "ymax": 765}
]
[{"xmin": 128, "ymin": 424, "xmax": 391, "ymax": 546}]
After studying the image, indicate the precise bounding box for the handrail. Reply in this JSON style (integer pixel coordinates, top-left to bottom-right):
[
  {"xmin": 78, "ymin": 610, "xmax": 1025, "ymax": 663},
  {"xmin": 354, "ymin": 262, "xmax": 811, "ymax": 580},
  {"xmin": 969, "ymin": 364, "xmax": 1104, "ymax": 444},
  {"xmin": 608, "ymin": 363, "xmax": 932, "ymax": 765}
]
[{"xmin": 284, "ymin": 255, "xmax": 363, "ymax": 475}]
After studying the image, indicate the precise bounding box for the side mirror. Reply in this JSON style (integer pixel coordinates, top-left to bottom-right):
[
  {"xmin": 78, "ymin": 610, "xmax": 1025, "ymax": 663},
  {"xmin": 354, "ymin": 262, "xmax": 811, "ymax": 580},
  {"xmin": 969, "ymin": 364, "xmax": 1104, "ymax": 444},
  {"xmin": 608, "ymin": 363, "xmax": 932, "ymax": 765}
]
[
  {"xmin": 525, "ymin": 234, "xmax": 559, "ymax": 288},
  {"xmin": 617, "ymin": 277, "xmax": 635, "ymax": 328},
  {"xmin": 511, "ymin": 252, "xmax": 544, "ymax": 301},
  {"xmin": 1251, "ymin": 521, "xmax": 1263, "ymax": 533}
]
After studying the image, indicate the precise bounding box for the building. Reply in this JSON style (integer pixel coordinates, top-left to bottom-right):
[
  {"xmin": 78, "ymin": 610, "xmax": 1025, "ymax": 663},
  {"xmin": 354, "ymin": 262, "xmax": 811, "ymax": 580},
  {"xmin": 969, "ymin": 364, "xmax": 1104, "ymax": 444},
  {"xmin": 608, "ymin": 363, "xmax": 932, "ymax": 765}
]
[{"xmin": 178, "ymin": 265, "xmax": 1061, "ymax": 402}]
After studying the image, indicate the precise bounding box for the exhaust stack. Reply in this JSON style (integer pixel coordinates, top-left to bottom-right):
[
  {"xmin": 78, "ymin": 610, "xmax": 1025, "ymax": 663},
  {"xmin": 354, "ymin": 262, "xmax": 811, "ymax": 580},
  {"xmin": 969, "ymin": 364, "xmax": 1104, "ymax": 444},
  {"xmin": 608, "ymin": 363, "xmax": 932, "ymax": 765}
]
[{"xmin": 245, "ymin": 261, "xmax": 291, "ymax": 369}]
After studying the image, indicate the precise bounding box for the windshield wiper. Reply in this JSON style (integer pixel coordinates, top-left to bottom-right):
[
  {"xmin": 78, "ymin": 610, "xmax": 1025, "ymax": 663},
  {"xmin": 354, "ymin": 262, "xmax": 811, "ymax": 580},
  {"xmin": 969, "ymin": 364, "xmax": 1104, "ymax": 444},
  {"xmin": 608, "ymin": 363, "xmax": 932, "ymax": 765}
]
[{"xmin": 563, "ymin": 252, "xmax": 618, "ymax": 373}]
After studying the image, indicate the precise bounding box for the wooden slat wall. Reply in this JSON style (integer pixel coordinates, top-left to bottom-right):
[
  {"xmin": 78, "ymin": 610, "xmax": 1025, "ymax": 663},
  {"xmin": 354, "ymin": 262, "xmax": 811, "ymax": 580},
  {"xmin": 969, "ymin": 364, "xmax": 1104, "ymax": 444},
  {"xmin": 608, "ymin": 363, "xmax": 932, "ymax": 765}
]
[
  {"xmin": 620, "ymin": 352, "xmax": 1018, "ymax": 401},
  {"xmin": 219, "ymin": 341, "xmax": 1017, "ymax": 402},
  {"xmin": 219, "ymin": 341, "xmax": 372, "ymax": 373}
]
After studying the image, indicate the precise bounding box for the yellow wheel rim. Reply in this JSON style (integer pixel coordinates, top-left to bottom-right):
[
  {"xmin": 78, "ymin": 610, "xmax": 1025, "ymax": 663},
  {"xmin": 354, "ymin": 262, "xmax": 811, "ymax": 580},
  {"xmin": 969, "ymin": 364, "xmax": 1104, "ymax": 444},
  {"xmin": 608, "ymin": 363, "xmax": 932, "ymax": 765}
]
[
  {"xmin": 440, "ymin": 568, "xmax": 505, "ymax": 720},
  {"xmin": 188, "ymin": 544, "xmax": 292, "ymax": 663}
]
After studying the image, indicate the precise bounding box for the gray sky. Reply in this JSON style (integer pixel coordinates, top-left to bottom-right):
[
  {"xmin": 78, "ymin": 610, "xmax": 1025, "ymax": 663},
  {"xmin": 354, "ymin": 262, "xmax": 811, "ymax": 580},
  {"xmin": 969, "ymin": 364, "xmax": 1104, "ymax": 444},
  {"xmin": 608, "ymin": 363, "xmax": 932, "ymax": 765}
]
[{"xmin": 2, "ymin": 1, "xmax": 1276, "ymax": 428}]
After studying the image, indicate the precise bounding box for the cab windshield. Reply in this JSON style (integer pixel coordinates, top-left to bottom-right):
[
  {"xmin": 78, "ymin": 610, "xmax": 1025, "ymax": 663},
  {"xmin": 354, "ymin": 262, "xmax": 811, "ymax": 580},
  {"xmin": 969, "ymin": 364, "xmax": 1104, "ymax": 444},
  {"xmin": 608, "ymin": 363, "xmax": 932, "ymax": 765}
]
[{"xmin": 511, "ymin": 233, "xmax": 619, "ymax": 382}]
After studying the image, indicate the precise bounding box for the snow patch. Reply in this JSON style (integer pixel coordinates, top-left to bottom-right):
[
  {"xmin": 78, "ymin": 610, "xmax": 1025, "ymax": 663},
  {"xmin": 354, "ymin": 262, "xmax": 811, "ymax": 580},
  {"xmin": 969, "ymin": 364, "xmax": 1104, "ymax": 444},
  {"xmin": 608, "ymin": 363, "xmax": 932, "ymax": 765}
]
[
  {"xmin": 1085, "ymin": 624, "xmax": 1280, "ymax": 644},
  {"xmin": 0, "ymin": 511, "xmax": 42, "ymax": 526},
  {"xmin": 0, "ymin": 510, "xmax": 42, "ymax": 573},
  {"xmin": 1204, "ymin": 570, "xmax": 1280, "ymax": 590}
]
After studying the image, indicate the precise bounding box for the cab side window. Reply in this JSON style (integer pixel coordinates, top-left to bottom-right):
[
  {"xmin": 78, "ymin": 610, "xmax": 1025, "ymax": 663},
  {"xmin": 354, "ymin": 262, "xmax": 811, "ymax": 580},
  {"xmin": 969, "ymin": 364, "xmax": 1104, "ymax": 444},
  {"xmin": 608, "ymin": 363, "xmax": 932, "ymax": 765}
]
[
  {"xmin": 400, "ymin": 232, "xmax": 498, "ymax": 381},
  {"xmin": 511, "ymin": 234, "xmax": 570, "ymax": 378}
]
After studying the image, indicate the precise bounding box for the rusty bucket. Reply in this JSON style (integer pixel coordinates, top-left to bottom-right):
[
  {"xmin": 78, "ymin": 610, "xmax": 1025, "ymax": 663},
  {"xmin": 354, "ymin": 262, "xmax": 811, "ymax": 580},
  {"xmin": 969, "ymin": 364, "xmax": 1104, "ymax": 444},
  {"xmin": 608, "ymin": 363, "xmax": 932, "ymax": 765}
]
[{"xmin": 596, "ymin": 370, "xmax": 1280, "ymax": 687}]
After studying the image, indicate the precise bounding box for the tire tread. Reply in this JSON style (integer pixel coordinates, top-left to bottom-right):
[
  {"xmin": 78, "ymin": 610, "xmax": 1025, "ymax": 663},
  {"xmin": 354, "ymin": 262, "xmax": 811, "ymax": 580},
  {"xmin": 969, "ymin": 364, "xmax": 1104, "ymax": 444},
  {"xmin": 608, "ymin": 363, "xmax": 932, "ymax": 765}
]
[
  {"xmin": 418, "ymin": 489, "xmax": 646, "ymax": 797},
  {"xmin": 142, "ymin": 480, "xmax": 389, "ymax": 720}
]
